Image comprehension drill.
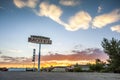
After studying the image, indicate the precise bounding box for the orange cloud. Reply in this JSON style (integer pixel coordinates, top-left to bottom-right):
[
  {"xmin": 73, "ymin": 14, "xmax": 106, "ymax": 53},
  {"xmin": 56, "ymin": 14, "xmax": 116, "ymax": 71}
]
[{"xmin": 41, "ymin": 48, "xmax": 108, "ymax": 61}]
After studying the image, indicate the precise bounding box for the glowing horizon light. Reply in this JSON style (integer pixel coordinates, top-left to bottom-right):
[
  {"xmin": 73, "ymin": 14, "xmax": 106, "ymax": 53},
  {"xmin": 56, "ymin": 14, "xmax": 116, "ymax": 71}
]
[{"xmin": 0, "ymin": 60, "xmax": 101, "ymax": 68}]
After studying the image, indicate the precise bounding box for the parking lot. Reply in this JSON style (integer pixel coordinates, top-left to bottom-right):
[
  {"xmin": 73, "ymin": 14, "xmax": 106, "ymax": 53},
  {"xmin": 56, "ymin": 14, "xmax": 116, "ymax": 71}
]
[{"xmin": 0, "ymin": 72, "xmax": 120, "ymax": 80}]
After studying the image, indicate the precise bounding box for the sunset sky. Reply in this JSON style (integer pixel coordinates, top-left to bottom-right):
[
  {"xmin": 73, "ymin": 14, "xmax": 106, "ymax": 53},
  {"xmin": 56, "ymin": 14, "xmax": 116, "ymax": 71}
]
[{"xmin": 0, "ymin": 0, "xmax": 120, "ymax": 68}]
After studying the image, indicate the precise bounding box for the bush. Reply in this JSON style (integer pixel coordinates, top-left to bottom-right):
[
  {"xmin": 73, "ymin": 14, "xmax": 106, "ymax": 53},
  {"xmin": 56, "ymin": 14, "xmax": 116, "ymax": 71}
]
[
  {"xmin": 73, "ymin": 67, "xmax": 82, "ymax": 72},
  {"xmin": 114, "ymin": 67, "xmax": 120, "ymax": 73}
]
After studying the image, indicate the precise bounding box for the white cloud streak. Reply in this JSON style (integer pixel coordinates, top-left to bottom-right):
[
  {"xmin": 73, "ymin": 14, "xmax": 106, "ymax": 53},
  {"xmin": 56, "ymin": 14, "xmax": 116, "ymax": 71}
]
[
  {"xmin": 97, "ymin": 6, "xmax": 102, "ymax": 13},
  {"xmin": 37, "ymin": 2, "xmax": 63, "ymax": 23},
  {"xmin": 35, "ymin": 2, "xmax": 91, "ymax": 31},
  {"xmin": 66, "ymin": 11, "xmax": 92, "ymax": 31},
  {"xmin": 92, "ymin": 9, "xmax": 120, "ymax": 28},
  {"xmin": 13, "ymin": 0, "xmax": 38, "ymax": 8},
  {"xmin": 8, "ymin": 49, "xmax": 22, "ymax": 53},
  {"xmin": 111, "ymin": 25, "xmax": 120, "ymax": 33},
  {"xmin": 59, "ymin": 0, "xmax": 80, "ymax": 6}
]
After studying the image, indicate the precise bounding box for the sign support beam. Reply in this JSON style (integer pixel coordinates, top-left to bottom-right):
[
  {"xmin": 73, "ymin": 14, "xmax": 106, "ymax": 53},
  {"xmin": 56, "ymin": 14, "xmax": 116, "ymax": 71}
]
[{"xmin": 38, "ymin": 44, "xmax": 41, "ymax": 72}]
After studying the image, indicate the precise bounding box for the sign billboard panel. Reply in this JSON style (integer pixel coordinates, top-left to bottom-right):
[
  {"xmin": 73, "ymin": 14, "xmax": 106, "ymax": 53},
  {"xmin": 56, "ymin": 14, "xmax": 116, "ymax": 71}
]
[{"xmin": 28, "ymin": 35, "xmax": 52, "ymax": 44}]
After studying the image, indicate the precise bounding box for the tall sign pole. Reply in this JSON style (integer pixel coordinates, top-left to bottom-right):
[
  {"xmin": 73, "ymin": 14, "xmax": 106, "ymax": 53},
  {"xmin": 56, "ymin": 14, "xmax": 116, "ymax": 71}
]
[
  {"xmin": 38, "ymin": 44, "xmax": 41, "ymax": 72},
  {"xmin": 28, "ymin": 35, "xmax": 52, "ymax": 72}
]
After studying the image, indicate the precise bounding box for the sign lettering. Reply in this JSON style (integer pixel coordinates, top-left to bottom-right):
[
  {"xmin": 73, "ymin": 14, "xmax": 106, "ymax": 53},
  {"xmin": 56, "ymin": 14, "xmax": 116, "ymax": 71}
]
[{"xmin": 28, "ymin": 35, "xmax": 52, "ymax": 44}]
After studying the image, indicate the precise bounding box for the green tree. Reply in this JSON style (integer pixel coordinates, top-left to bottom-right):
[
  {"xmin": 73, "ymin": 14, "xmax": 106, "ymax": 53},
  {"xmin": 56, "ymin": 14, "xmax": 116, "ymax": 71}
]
[
  {"xmin": 89, "ymin": 59, "xmax": 104, "ymax": 72},
  {"xmin": 101, "ymin": 38, "xmax": 120, "ymax": 72}
]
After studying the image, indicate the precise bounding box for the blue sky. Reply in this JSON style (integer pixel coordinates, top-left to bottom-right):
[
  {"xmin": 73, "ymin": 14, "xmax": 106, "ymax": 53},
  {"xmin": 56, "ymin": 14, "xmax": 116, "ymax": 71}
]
[{"xmin": 0, "ymin": 0, "xmax": 120, "ymax": 59}]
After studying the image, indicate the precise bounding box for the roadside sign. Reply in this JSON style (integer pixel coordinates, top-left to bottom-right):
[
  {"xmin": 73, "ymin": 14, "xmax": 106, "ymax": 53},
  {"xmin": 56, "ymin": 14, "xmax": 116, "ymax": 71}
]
[{"xmin": 28, "ymin": 35, "xmax": 52, "ymax": 44}]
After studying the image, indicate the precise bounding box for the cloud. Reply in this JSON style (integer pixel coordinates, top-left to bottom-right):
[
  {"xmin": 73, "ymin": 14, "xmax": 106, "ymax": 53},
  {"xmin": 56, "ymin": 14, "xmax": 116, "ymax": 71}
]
[
  {"xmin": 1, "ymin": 56, "xmax": 18, "ymax": 62},
  {"xmin": 111, "ymin": 25, "xmax": 120, "ymax": 33},
  {"xmin": 41, "ymin": 48, "xmax": 108, "ymax": 61},
  {"xmin": 34, "ymin": 2, "xmax": 65, "ymax": 28},
  {"xmin": 13, "ymin": 0, "xmax": 38, "ymax": 8},
  {"xmin": 36, "ymin": 2, "xmax": 63, "ymax": 24},
  {"xmin": 35, "ymin": 2, "xmax": 91, "ymax": 31},
  {"xmin": 74, "ymin": 44, "xmax": 84, "ymax": 49},
  {"xmin": 65, "ymin": 11, "xmax": 92, "ymax": 31},
  {"xmin": 97, "ymin": 6, "xmax": 102, "ymax": 13},
  {"xmin": 92, "ymin": 9, "xmax": 120, "ymax": 28},
  {"xmin": 0, "ymin": 48, "xmax": 108, "ymax": 67},
  {"xmin": 8, "ymin": 49, "xmax": 22, "ymax": 53},
  {"xmin": 0, "ymin": 56, "xmax": 31, "ymax": 63},
  {"xmin": 0, "ymin": 48, "xmax": 108, "ymax": 63},
  {"xmin": 59, "ymin": 0, "xmax": 80, "ymax": 6}
]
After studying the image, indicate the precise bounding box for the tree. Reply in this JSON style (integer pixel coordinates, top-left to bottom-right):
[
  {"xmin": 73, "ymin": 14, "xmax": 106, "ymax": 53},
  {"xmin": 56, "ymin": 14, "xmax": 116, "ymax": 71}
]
[
  {"xmin": 101, "ymin": 38, "xmax": 120, "ymax": 72},
  {"xmin": 89, "ymin": 59, "xmax": 104, "ymax": 72}
]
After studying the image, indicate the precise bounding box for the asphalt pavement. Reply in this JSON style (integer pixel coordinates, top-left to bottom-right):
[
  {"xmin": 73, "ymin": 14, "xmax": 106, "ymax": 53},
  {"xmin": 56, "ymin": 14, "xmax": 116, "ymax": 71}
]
[{"xmin": 0, "ymin": 72, "xmax": 120, "ymax": 80}]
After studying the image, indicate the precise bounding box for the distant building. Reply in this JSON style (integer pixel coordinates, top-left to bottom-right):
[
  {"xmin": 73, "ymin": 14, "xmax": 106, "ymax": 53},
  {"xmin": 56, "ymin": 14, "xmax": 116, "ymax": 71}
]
[
  {"xmin": 42, "ymin": 66, "xmax": 67, "ymax": 72},
  {"xmin": 51, "ymin": 66, "xmax": 66, "ymax": 72},
  {"xmin": 67, "ymin": 65, "xmax": 90, "ymax": 71}
]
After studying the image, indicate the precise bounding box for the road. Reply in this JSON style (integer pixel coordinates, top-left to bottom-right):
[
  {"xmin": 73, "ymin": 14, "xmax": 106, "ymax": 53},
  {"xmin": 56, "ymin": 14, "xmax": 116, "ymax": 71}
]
[{"xmin": 0, "ymin": 72, "xmax": 120, "ymax": 80}]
